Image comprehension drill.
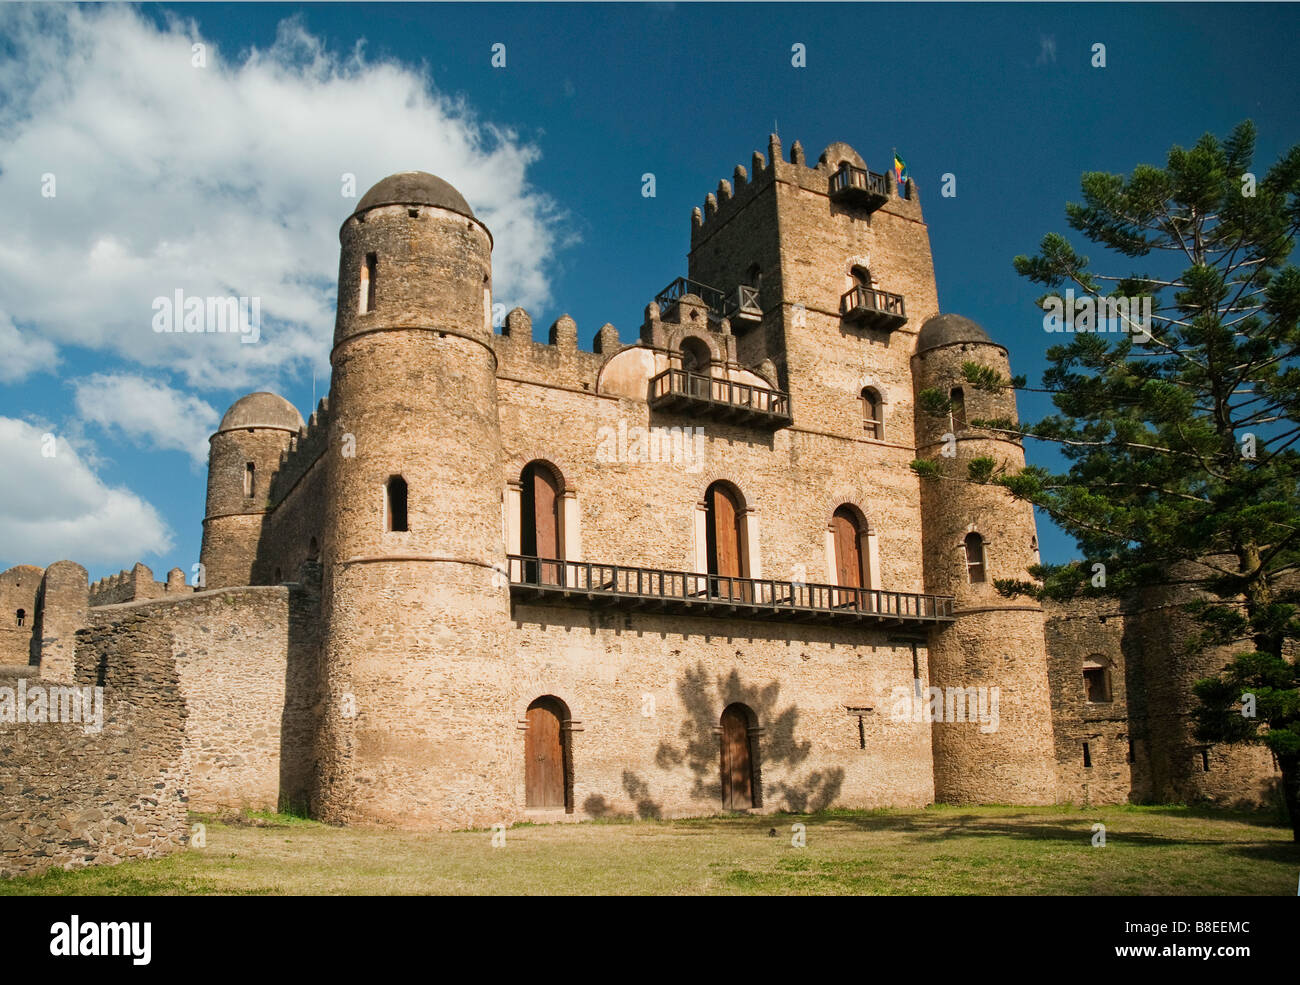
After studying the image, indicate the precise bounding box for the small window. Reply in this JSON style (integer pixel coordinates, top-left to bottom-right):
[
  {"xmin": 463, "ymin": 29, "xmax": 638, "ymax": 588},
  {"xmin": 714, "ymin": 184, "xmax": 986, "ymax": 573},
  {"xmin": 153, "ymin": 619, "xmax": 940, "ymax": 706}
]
[
  {"xmin": 964, "ymin": 532, "xmax": 986, "ymax": 583},
  {"xmin": 860, "ymin": 387, "xmax": 883, "ymax": 440},
  {"xmin": 386, "ymin": 475, "xmax": 408, "ymax": 532},
  {"xmin": 1083, "ymin": 742, "xmax": 1092, "ymax": 768},
  {"xmin": 1127, "ymin": 739, "xmax": 1135, "ymax": 764},
  {"xmin": 244, "ymin": 462, "xmax": 255, "ymax": 498},
  {"xmin": 359, "ymin": 252, "xmax": 378, "ymax": 314},
  {"xmin": 1200, "ymin": 748, "xmax": 1210, "ymax": 772},
  {"xmin": 1083, "ymin": 658, "xmax": 1113, "ymax": 703},
  {"xmin": 308, "ymin": 537, "xmax": 319, "ymax": 559},
  {"xmin": 15, "ymin": 608, "xmax": 24, "ymax": 627},
  {"xmin": 950, "ymin": 387, "xmax": 967, "ymax": 431}
]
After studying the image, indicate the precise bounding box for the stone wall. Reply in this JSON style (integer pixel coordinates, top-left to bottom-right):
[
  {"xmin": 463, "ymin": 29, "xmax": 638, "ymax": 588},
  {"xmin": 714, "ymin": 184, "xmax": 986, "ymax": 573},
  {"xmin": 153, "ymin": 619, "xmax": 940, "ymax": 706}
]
[
  {"xmin": 85, "ymin": 582, "xmax": 320, "ymax": 814},
  {"xmin": 0, "ymin": 611, "xmax": 188, "ymax": 878},
  {"xmin": 0, "ymin": 565, "xmax": 42, "ymax": 667}
]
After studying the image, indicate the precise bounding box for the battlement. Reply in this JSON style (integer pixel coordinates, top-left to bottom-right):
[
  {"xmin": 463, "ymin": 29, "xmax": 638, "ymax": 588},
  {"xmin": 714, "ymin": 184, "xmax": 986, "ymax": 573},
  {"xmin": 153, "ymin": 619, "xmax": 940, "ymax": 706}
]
[
  {"xmin": 88, "ymin": 562, "xmax": 189, "ymax": 607},
  {"xmin": 494, "ymin": 307, "xmax": 618, "ymax": 391},
  {"xmin": 268, "ymin": 397, "xmax": 332, "ymax": 506},
  {"xmin": 690, "ymin": 133, "xmax": 924, "ymax": 250}
]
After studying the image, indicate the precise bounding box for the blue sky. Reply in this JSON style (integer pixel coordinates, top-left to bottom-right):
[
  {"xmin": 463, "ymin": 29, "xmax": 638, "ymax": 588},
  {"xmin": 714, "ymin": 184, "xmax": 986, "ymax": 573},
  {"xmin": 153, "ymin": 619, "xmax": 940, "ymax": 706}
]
[{"xmin": 2, "ymin": 2, "xmax": 1298, "ymax": 581}]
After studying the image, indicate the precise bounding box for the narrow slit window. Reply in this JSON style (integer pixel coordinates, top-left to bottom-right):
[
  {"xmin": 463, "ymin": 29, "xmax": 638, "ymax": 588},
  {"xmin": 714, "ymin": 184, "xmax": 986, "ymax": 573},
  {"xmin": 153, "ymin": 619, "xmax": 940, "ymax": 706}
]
[
  {"xmin": 1200, "ymin": 748, "xmax": 1210, "ymax": 772},
  {"xmin": 1127, "ymin": 740, "xmax": 1135, "ymax": 764},
  {"xmin": 1082, "ymin": 742, "xmax": 1092, "ymax": 768},
  {"xmin": 244, "ymin": 462, "xmax": 255, "ymax": 498},
  {"xmin": 950, "ymin": 387, "xmax": 967, "ymax": 431},
  {"xmin": 359, "ymin": 252, "xmax": 378, "ymax": 314},
  {"xmin": 964, "ymin": 532, "xmax": 986, "ymax": 584},
  {"xmin": 386, "ymin": 475, "xmax": 408, "ymax": 532}
]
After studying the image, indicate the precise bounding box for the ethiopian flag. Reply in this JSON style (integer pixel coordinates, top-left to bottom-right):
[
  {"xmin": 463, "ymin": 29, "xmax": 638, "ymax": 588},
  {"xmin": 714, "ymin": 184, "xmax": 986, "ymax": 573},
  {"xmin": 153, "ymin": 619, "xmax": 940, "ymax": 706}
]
[{"xmin": 893, "ymin": 151, "xmax": 908, "ymax": 188}]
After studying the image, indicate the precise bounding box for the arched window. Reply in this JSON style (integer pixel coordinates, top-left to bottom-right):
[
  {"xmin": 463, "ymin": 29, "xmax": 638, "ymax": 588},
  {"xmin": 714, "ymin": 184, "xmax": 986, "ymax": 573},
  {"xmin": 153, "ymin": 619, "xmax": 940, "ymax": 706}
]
[
  {"xmin": 1083, "ymin": 657, "xmax": 1113, "ymax": 703},
  {"xmin": 385, "ymin": 475, "xmax": 408, "ymax": 532},
  {"xmin": 525, "ymin": 695, "xmax": 573, "ymax": 812},
  {"xmin": 521, "ymin": 461, "xmax": 562, "ymax": 585},
  {"xmin": 15, "ymin": 608, "xmax": 24, "ymax": 627},
  {"xmin": 704, "ymin": 481, "xmax": 747, "ymax": 600},
  {"xmin": 244, "ymin": 462, "xmax": 255, "ymax": 498},
  {"xmin": 950, "ymin": 387, "xmax": 967, "ymax": 431},
  {"xmin": 860, "ymin": 387, "xmax": 883, "ymax": 440},
  {"xmin": 720, "ymin": 703, "xmax": 758, "ymax": 810},
  {"xmin": 359, "ymin": 252, "xmax": 377, "ymax": 314},
  {"xmin": 964, "ymin": 532, "xmax": 986, "ymax": 583}
]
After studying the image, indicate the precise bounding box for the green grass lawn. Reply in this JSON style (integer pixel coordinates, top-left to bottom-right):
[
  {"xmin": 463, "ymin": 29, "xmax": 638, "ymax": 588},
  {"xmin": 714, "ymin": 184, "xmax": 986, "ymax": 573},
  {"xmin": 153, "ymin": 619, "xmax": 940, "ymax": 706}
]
[{"xmin": 4, "ymin": 804, "xmax": 1296, "ymax": 895}]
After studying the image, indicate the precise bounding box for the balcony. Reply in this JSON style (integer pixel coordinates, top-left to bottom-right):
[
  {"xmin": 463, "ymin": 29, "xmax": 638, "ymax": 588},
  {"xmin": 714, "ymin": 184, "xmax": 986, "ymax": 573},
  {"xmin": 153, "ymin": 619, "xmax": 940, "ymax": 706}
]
[
  {"xmin": 722, "ymin": 284, "xmax": 762, "ymax": 326},
  {"xmin": 649, "ymin": 368, "xmax": 792, "ymax": 429},
  {"xmin": 655, "ymin": 277, "xmax": 727, "ymax": 318},
  {"xmin": 828, "ymin": 163, "xmax": 890, "ymax": 212},
  {"xmin": 508, "ymin": 556, "xmax": 955, "ymax": 627},
  {"xmin": 840, "ymin": 285, "xmax": 907, "ymax": 331}
]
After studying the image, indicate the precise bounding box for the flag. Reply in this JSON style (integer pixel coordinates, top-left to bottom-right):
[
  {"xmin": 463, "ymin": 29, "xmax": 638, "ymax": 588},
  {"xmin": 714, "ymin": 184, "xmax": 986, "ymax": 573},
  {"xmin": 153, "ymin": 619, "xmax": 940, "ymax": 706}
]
[{"xmin": 893, "ymin": 151, "xmax": 908, "ymax": 188}]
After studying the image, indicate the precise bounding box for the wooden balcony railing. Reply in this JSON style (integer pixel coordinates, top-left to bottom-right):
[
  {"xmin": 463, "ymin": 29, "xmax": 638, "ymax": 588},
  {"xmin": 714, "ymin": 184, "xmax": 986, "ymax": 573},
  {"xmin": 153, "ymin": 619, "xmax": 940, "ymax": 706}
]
[
  {"xmin": 654, "ymin": 277, "xmax": 727, "ymax": 317},
  {"xmin": 828, "ymin": 164, "xmax": 890, "ymax": 212},
  {"xmin": 649, "ymin": 369, "xmax": 792, "ymax": 429},
  {"xmin": 508, "ymin": 555, "xmax": 955, "ymax": 626},
  {"xmin": 840, "ymin": 285, "xmax": 908, "ymax": 330},
  {"xmin": 722, "ymin": 284, "xmax": 762, "ymax": 324}
]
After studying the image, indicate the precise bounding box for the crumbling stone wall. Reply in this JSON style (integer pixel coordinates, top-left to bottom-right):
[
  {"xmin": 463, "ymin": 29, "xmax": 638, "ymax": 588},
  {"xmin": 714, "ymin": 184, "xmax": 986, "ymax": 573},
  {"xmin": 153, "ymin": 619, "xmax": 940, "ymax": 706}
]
[{"xmin": 0, "ymin": 611, "xmax": 187, "ymax": 879}]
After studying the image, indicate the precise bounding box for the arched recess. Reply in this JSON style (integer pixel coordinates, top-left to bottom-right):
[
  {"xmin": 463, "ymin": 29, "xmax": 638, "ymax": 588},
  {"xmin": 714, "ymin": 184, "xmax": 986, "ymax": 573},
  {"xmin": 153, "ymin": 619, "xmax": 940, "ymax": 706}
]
[
  {"xmin": 963, "ymin": 531, "xmax": 987, "ymax": 584},
  {"xmin": 679, "ymin": 335, "xmax": 714, "ymax": 399},
  {"xmin": 702, "ymin": 480, "xmax": 752, "ymax": 601},
  {"xmin": 719, "ymin": 703, "xmax": 759, "ymax": 810},
  {"xmin": 826, "ymin": 504, "xmax": 881, "ymax": 604},
  {"xmin": 525, "ymin": 695, "xmax": 573, "ymax": 812},
  {"xmin": 508, "ymin": 459, "xmax": 580, "ymax": 586}
]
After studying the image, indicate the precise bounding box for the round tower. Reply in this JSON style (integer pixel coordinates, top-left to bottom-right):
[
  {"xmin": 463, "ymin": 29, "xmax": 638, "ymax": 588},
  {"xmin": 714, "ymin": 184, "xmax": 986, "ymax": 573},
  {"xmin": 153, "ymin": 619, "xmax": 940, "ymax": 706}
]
[
  {"xmin": 913, "ymin": 314, "xmax": 1058, "ymax": 804},
  {"xmin": 314, "ymin": 171, "xmax": 511, "ymax": 828},
  {"xmin": 201, "ymin": 392, "xmax": 304, "ymax": 590}
]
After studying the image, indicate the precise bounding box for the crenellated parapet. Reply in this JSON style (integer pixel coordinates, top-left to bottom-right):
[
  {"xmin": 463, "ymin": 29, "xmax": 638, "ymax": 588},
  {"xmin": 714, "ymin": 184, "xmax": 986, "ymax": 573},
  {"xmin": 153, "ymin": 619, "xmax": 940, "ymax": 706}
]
[
  {"xmin": 88, "ymin": 562, "xmax": 190, "ymax": 607},
  {"xmin": 268, "ymin": 397, "xmax": 332, "ymax": 506},
  {"xmin": 493, "ymin": 307, "xmax": 612, "ymax": 392}
]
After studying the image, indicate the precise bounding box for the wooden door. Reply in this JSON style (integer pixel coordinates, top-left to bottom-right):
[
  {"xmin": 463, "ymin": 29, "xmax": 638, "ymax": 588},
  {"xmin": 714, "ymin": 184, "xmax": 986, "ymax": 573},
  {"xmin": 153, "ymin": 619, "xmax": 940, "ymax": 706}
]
[
  {"xmin": 525, "ymin": 698, "xmax": 567, "ymax": 809},
  {"xmin": 707, "ymin": 484, "xmax": 745, "ymax": 601},
  {"xmin": 832, "ymin": 508, "xmax": 863, "ymax": 608},
  {"xmin": 720, "ymin": 705, "xmax": 753, "ymax": 810},
  {"xmin": 523, "ymin": 464, "xmax": 561, "ymax": 585}
]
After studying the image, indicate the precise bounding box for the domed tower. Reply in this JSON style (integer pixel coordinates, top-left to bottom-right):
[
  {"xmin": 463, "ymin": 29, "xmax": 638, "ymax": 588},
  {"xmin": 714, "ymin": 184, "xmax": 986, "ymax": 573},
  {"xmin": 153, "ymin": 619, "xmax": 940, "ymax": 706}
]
[
  {"xmin": 201, "ymin": 392, "xmax": 304, "ymax": 590},
  {"xmin": 314, "ymin": 171, "xmax": 510, "ymax": 828},
  {"xmin": 913, "ymin": 314, "xmax": 1058, "ymax": 804}
]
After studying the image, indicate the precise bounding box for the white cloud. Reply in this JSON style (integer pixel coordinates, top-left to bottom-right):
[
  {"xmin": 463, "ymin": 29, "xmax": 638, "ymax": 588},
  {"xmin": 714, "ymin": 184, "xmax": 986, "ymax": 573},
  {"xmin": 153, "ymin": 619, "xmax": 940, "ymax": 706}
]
[
  {"xmin": 72, "ymin": 373, "xmax": 219, "ymax": 466},
  {"xmin": 0, "ymin": 6, "xmax": 564, "ymax": 389},
  {"xmin": 0, "ymin": 312, "xmax": 59, "ymax": 383},
  {"xmin": 0, "ymin": 417, "xmax": 173, "ymax": 566}
]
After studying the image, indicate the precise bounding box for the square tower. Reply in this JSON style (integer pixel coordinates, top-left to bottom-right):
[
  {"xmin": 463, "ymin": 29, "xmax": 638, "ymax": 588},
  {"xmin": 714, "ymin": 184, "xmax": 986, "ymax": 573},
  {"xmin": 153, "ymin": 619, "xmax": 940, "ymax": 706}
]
[{"xmin": 687, "ymin": 134, "xmax": 939, "ymax": 443}]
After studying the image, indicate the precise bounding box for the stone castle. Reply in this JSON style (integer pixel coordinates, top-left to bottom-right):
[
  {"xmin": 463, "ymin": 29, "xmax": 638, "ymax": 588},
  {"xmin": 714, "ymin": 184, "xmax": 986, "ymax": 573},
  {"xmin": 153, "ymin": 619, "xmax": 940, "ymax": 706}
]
[{"xmin": 0, "ymin": 135, "xmax": 1280, "ymax": 875}]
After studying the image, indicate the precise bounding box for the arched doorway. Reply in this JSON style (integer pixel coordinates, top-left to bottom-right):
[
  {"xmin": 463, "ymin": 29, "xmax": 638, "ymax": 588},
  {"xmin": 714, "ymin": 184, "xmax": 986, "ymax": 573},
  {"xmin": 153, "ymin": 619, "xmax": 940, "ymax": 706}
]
[
  {"xmin": 521, "ymin": 461, "xmax": 562, "ymax": 585},
  {"xmin": 720, "ymin": 703, "xmax": 757, "ymax": 810},
  {"xmin": 705, "ymin": 481, "xmax": 746, "ymax": 601},
  {"xmin": 831, "ymin": 505, "xmax": 865, "ymax": 607},
  {"xmin": 680, "ymin": 336, "xmax": 712, "ymax": 398},
  {"xmin": 525, "ymin": 696, "xmax": 572, "ymax": 811}
]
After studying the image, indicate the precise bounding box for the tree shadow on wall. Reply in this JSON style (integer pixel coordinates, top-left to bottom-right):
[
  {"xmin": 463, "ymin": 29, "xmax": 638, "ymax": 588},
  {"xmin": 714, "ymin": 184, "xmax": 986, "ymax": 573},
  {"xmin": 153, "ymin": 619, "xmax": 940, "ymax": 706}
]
[{"xmin": 654, "ymin": 663, "xmax": 844, "ymax": 813}]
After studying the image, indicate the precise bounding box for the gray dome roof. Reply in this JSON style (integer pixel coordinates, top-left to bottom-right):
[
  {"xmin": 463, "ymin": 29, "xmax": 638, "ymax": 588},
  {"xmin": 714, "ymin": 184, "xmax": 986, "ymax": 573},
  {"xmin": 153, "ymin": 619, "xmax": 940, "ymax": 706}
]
[
  {"xmin": 353, "ymin": 171, "xmax": 474, "ymax": 218},
  {"xmin": 917, "ymin": 313, "xmax": 995, "ymax": 351},
  {"xmin": 218, "ymin": 392, "xmax": 304, "ymax": 433}
]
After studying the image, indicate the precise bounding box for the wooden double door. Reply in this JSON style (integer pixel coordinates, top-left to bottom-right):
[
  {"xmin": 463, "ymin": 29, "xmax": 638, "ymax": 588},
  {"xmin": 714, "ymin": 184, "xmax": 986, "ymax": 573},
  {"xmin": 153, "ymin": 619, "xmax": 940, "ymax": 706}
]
[{"xmin": 706, "ymin": 483, "xmax": 749, "ymax": 602}]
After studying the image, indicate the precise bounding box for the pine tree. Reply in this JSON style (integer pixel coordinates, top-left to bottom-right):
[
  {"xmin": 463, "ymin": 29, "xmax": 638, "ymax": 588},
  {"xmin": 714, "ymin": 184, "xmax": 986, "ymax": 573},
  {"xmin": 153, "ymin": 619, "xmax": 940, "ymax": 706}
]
[{"xmin": 913, "ymin": 121, "xmax": 1300, "ymax": 839}]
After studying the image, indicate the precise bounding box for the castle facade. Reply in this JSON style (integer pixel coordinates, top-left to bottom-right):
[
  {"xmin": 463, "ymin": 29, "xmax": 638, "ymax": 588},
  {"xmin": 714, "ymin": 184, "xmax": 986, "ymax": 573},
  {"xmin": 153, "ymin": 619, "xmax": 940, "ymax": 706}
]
[{"xmin": 0, "ymin": 137, "xmax": 1279, "ymax": 872}]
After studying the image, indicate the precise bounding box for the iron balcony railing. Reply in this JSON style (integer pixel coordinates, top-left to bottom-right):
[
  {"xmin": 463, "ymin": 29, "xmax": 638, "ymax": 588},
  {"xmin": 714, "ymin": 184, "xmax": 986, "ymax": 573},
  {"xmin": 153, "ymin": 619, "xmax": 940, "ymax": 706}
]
[
  {"xmin": 828, "ymin": 163, "xmax": 891, "ymax": 210},
  {"xmin": 654, "ymin": 277, "xmax": 727, "ymax": 317},
  {"xmin": 840, "ymin": 285, "xmax": 907, "ymax": 328},
  {"xmin": 649, "ymin": 368, "xmax": 792, "ymax": 427},
  {"xmin": 508, "ymin": 555, "xmax": 955, "ymax": 626}
]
